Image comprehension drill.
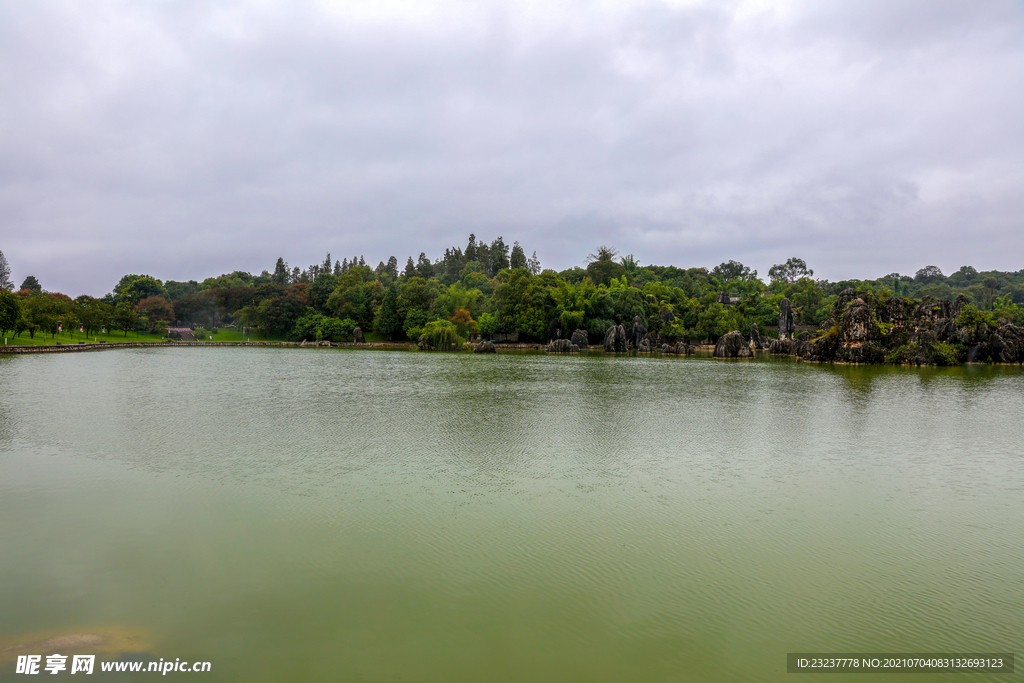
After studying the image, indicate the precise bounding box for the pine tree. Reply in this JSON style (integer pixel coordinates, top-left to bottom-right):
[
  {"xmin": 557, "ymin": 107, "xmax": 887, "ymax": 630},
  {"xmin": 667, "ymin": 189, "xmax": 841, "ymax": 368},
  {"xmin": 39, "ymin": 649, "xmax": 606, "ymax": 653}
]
[
  {"xmin": 272, "ymin": 257, "xmax": 289, "ymax": 286},
  {"xmin": 490, "ymin": 237, "xmax": 510, "ymax": 274},
  {"xmin": 528, "ymin": 251, "xmax": 541, "ymax": 276},
  {"xmin": 404, "ymin": 257, "xmax": 416, "ymax": 278},
  {"xmin": 386, "ymin": 256, "xmax": 399, "ymax": 279},
  {"xmin": 373, "ymin": 285, "xmax": 402, "ymax": 340},
  {"xmin": 510, "ymin": 241, "xmax": 527, "ymax": 270},
  {"xmin": 416, "ymin": 252, "xmax": 434, "ymax": 278}
]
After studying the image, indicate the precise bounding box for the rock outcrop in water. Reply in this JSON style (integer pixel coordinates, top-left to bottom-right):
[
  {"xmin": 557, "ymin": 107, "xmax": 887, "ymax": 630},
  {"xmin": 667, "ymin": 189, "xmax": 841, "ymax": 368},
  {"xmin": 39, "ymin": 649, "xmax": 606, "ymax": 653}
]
[
  {"xmin": 629, "ymin": 316, "xmax": 647, "ymax": 349},
  {"xmin": 546, "ymin": 339, "xmax": 579, "ymax": 353},
  {"xmin": 713, "ymin": 330, "xmax": 746, "ymax": 358},
  {"xmin": 547, "ymin": 318, "xmax": 563, "ymax": 343},
  {"xmin": 570, "ymin": 328, "xmax": 589, "ymax": 349},
  {"xmin": 604, "ymin": 324, "xmax": 627, "ymax": 352},
  {"xmin": 750, "ymin": 323, "xmax": 763, "ymax": 349},
  {"xmin": 661, "ymin": 342, "xmax": 696, "ymax": 355},
  {"xmin": 473, "ymin": 340, "xmax": 496, "ymax": 353},
  {"xmin": 769, "ymin": 289, "xmax": 1024, "ymax": 365}
]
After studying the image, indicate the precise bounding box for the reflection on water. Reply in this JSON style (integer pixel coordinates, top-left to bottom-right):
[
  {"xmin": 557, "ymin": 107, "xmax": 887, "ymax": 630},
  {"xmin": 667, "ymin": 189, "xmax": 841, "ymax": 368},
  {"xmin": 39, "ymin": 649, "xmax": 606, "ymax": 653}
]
[{"xmin": 0, "ymin": 348, "xmax": 1022, "ymax": 682}]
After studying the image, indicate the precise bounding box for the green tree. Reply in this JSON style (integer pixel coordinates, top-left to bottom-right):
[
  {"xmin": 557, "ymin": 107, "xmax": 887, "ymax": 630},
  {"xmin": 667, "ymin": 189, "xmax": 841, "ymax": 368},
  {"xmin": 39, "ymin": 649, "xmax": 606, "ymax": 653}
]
[
  {"xmin": 403, "ymin": 308, "xmax": 433, "ymax": 339},
  {"xmin": 113, "ymin": 301, "xmax": 139, "ymax": 337},
  {"xmin": 20, "ymin": 275, "xmax": 41, "ymax": 291},
  {"xmin": 527, "ymin": 251, "xmax": 541, "ymax": 276},
  {"xmin": 0, "ymin": 249, "xmax": 12, "ymax": 291},
  {"xmin": 418, "ymin": 319, "xmax": 465, "ymax": 350},
  {"xmin": 586, "ymin": 259, "xmax": 627, "ymax": 287},
  {"xmin": 272, "ymin": 257, "xmax": 289, "ymax": 286},
  {"xmin": 510, "ymin": 241, "xmax": 528, "ymax": 270},
  {"xmin": 373, "ymin": 285, "xmax": 403, "ymax": 340},
  {"xmin": 489, "ymin": 237, "xmax": 510, "ymax": 275},
  {"xmin": 477, "ymin": 312, "xmax": 497, "ymax": 337},
  {"xmin": 78, "ymin": 297, "xmax": 112, "ymax": 336},
  {"xmin": 694, "ymin": 303, "xmax": 732, "ymax": 342},
  {"xmin": 21, "ymin": 293, "xmax": 56, "ymax": 339},
  {"xmin": 586, "ymin": 245, "xmax": 618, "ymax": 263},
  {"xmin": 165, "ymin": 280, "xmax": 199, "ymax": 300},
  {"xmin": 432, "ymin": 282, "xmax": 483, "ymax": 319},
  {"xmin": 416, "ymin": 253, "xmax": 434, "ymax": 279},
  {"xmin": 135, "ymin": 296, "xmax": 175, "ymax": 333},
  {"xmin": 309, "ymin": 273, "xmax": 339, "ymax": 313},
  {"xmin": 397, "ymin": 277, "xmax": 437, "ymax": 320},
  {"xmin": 448, "ymin": 309, "xmax": 477, "ymax": 337},
  {"xmin": 327, "ymin": 282, "xmax": 375, "ymax": 327},
  {"xmin": 768, "ymin": 258, "xmax": 813, "ymax": 285},
  {"xmin": 113, "ymin": 274, "xmax": 167, "ymax": 306},
  {"xmin": 712, "ymin": 260, "xmax": 756, "ymax": 286},
  {"xmin": 256, "ymin": 290, "xmax": 309, "ymax": 335},
  {"xmin": 0, "ymin": 290, "xmax": 21, "ymax": 337},
  {"xmin": 492, "ymin": 269, "xmax": 550, "ymax": 339}
]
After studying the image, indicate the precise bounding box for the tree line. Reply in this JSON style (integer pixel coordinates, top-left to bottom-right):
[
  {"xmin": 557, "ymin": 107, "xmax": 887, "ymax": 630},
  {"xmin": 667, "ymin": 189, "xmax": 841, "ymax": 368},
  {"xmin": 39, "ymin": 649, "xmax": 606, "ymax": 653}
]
[{"xmin": 1, "ymin": 241, "xmax": 1023, "ymax": 347}]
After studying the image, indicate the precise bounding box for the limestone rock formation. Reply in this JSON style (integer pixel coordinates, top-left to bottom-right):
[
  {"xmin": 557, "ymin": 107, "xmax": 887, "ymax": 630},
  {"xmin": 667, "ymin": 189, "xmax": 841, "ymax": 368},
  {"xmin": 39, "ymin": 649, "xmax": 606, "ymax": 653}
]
[
  {"xmin": 352, "ymin": 327, "xmax": 365, "ymax": 343},
  {"xmin": 546, "ymin": 339, "xmax": 579, "ymax": 353},
  {"xmin": 750, "ymin": 323, "xmax": 763, "ymax": 349},
  {"xmin": 840, "ymin": 298, "xmax": 876, "ymax": 342},
  {"xmin": 474, "ymin": 341, "xmax": 496, "ymax": 353},
  {"xmin": 570, "ymin": 328, "xmax": 588, "ymax": 349},
  {"xmin": 629, "ymin": 316, "xmax": 647, "ymax": 349},
  {"xmin": 604, "ymin": 324, "xmax": 627, "ymax": 352},
  {"xmin": 713, "ymin": 330, "xmax": 745, "ymax": 358},
  {"xmin": 767, "ymin": 288, "xmax": 1024, "ymax": 365},
  {"xmin": 547, "ymin": 318, "xmax": 564, "ymax": 343},
  {"xmin": 661, "ymin": 341, "xmax": 696, "ymax": 355},
  {"xmin": 778, "ymin": 298, "xmax": 795, "ymax": 340}
]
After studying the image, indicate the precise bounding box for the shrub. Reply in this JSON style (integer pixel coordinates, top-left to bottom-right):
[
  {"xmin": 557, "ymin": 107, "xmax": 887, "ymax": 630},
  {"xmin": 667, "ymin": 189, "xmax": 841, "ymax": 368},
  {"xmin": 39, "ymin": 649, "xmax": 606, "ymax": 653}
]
[
  {"xmin": 886, "ymin": 343, "xmax": 917, "ymax": 364},
  {"xmin": 418, "ymin": 319, "xmax": 466, "ymax": 351},
  {"xmin": 930, "ymin": 342, "xmax": 962, "ymax": 366},
  {"xmin": 956, "ymin": 304, "xmax": 995, "ymax": 328}
]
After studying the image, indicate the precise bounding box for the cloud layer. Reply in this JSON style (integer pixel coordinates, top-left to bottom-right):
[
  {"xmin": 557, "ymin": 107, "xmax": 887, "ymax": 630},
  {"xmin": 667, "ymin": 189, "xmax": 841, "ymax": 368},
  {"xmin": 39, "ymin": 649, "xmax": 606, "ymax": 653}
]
[{"xmin": 2, "ymin": 0, "xmax": 1022, "ymax": 294}]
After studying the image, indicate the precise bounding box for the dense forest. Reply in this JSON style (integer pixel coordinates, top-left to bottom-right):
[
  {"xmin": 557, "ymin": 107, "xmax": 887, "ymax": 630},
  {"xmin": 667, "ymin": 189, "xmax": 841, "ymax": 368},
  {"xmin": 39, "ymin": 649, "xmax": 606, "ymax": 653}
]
[{"xmin": 2, "ymin": 238, "xmax": 1024, "ymax": 349}]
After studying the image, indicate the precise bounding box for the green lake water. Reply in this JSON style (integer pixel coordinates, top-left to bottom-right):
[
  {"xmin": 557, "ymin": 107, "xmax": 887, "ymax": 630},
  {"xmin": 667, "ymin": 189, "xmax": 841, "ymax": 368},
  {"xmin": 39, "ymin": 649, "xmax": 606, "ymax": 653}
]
[{"xmin": 1, "ymin": 348, "xmax": 1021, "ymax": 681}]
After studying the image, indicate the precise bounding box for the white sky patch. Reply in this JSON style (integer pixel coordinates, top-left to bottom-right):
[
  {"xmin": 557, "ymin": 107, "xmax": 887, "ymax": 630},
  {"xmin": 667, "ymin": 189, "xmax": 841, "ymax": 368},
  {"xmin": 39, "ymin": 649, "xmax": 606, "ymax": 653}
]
[{"xmin": 1, "ymin": 0, "xmax": 1022, "ymax": 293}]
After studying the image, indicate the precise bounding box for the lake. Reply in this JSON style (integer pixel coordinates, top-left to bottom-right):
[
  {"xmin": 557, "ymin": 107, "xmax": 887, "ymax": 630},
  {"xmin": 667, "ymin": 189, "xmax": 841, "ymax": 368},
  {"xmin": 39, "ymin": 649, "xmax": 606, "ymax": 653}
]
[{"xmin": 1, "ymin": 348, "xmax": 1021, "ymax": 681}]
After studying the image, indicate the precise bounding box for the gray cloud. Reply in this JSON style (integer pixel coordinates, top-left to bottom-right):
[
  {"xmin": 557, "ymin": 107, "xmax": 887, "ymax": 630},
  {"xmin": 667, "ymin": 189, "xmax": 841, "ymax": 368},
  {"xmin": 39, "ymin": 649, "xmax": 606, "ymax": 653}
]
[{"xmin": 1, "ymin": 0, "xmax": 1022, "ymax": 294}]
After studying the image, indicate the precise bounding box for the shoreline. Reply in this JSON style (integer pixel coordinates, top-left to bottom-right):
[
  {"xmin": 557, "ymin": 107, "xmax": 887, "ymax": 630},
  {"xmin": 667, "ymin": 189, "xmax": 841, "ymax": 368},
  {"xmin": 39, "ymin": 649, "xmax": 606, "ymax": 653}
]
[
  {"xmin": 0, "ymin": 340, "xmax": 416, "ymax": 354},
  {"xmin": 1, "ymin": 341, "xmax": 1017, "ymax": 365}
]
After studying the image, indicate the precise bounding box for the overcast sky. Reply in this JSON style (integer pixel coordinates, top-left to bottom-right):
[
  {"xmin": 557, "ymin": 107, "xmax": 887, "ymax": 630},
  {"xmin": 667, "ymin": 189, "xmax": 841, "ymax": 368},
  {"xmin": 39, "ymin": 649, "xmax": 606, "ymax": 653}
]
[{"xmin": 2, "ymin": 0, "xmax": 1022, "ymax": 295}]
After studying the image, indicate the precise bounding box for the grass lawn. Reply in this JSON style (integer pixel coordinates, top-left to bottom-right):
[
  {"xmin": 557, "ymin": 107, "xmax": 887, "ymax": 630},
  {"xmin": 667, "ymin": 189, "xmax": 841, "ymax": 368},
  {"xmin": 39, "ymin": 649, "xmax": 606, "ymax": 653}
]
[
  {"xmin": 3, "ymin": 329, "xmax": 170, "ymax": 346},
  {"xmin": 2, "ymin": 327, "xmax": 402, "ymax": 346}
]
